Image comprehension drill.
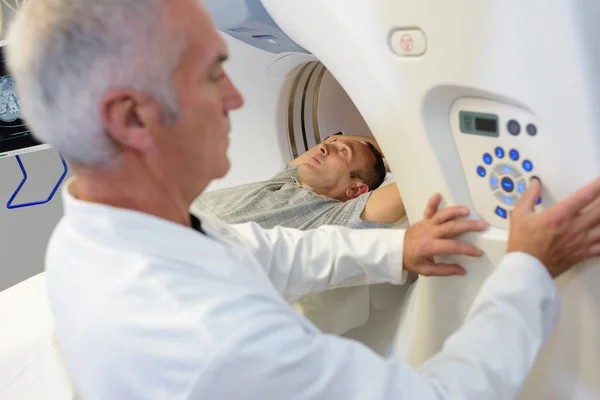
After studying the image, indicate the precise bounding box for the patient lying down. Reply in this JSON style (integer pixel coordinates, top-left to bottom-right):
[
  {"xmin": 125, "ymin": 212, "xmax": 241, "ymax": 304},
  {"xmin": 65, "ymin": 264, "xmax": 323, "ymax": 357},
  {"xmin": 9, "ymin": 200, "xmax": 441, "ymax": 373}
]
[
  {"xmin": 191, "ymin": 133, "xmax": 409, "ymax": 335},
  {"xmin": 192, "ymin": 133, "xmax": 407, "ymax": 230}
]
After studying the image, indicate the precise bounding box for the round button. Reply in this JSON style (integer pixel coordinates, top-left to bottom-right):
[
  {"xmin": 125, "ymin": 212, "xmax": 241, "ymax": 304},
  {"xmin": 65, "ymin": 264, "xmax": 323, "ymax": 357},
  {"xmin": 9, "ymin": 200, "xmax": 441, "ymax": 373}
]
[
  {"xmin": 527, "ymin": 124, "xmax": 538, "ymax": 136},
  {"xmin": 495, "ymin": 206, "xmax": 508, "ymax": 219},
  {"xmin": 501, "ymin": 177, "xmax": 514, "ymax": 193},
  {"xmin": 477, "ymin": 166, "xmax": 486, "ymax": 177},
  {"xmin": 509, "ymin": 149, "xmax": 520, "ymax": 161},
  {"xmin": 507, "ymin": 120, "xmax": 521, "ymax": 135},
  {"xmin": 495, "ymin": 147, "xmax": 505, "ymax": 159},
  {"xmin": 483, "ymin": 153, "xmax": 493, "ymax": 165},
  {"xmin": 523, "ymin": 160, "xmax": 533, "ymax": 172}
]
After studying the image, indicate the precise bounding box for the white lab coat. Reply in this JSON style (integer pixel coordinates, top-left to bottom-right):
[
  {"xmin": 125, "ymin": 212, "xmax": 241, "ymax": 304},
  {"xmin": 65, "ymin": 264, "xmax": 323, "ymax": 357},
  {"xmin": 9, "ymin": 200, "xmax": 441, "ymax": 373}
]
[{"xmin": 45, "ymin": 180, "xmax": 557, "ymax": 399}]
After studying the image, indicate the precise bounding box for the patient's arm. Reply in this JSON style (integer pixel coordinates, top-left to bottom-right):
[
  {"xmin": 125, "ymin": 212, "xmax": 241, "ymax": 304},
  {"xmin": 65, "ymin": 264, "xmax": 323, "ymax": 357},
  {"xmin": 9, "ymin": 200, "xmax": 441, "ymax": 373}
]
[{"xmin": 361, "ymin": 183, "xmax": 406, "ymax": 223}]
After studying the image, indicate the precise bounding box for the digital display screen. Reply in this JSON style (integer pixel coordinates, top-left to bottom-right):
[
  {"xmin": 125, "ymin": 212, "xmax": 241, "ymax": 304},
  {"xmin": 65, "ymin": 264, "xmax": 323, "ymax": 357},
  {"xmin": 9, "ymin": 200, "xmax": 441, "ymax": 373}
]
[
  {"xmin": 0, "ymin": 41, "xmax": 49, "ymax": 158},
  {"xmin": 475, "ymin": 117, "xmax": 498, "ymax": 133},
  {"xmin": 459, "ymin": 111, "xmax": 500, "ymax": 138}
]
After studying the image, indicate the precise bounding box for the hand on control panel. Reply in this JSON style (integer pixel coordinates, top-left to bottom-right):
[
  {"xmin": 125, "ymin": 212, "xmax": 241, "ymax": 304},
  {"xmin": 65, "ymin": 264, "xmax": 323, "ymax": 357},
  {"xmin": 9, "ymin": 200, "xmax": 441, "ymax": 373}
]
[
  {"xmin": 508, "ymin": 177, "xmax": 600, "ymax": 278},
  {"xmin": 403, "ymin": 193, "xmax": 488, "ymax": 277}
]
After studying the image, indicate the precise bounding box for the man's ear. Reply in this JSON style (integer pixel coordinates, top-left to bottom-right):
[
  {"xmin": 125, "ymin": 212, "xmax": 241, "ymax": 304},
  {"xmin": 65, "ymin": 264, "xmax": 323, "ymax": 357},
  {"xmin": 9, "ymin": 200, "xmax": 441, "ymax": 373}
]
[
  {"xmin": 346, "ymin": 181, "xmax": 369, "ymax": 200},
  {"xmin": 100, "ymin": 90, "xmax": 162, "ymax": 154}
]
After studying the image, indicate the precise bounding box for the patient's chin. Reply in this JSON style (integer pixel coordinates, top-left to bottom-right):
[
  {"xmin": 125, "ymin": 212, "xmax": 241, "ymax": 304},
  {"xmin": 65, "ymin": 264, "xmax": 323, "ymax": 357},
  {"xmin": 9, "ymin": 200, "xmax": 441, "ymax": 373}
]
[{"xmin": 297, "ymin": 166, "xmax": 319, "ymax": 185}]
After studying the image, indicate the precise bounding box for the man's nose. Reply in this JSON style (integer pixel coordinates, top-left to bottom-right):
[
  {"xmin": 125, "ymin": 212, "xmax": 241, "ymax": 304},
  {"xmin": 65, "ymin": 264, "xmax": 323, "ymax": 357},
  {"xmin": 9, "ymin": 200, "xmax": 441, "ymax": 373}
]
[
  {"xmin": 320, "ymin": 144, "xmax": 330, "ymax": 157},
  {"xmin": 222, "ymin": 74, "xmax": 245, "ymax": 111}
]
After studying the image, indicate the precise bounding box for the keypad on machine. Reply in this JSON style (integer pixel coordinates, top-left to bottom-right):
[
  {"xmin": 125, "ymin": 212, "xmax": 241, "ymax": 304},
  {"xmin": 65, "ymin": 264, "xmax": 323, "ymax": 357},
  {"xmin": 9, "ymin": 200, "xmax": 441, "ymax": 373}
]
[{"xmin": 475, "ymin": 147, "xmax": 540, "ymax": 219}]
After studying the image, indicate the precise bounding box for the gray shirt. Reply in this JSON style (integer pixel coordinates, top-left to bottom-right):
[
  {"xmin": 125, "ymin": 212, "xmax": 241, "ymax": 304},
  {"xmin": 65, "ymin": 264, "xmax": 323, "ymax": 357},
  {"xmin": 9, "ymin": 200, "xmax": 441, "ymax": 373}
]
[{"xmin": 192, "ymin": 166, "xmax": 395, "ymax": 230}]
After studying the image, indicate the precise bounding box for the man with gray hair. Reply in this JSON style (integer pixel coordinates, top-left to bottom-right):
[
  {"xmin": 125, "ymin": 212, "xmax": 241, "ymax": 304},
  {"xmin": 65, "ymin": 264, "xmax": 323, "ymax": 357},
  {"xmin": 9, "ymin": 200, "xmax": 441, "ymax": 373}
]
[{"xmin": 7, "ymin": 0, "xmax": 600, "ymax": 399}]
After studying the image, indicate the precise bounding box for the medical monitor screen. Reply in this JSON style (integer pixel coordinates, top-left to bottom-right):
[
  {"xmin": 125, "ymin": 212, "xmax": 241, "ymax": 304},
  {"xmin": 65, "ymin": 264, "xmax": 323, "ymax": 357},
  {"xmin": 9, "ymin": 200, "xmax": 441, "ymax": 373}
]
[{"xmin": 0, "ymin": 41, "xmax": 49, "ymax": 158}]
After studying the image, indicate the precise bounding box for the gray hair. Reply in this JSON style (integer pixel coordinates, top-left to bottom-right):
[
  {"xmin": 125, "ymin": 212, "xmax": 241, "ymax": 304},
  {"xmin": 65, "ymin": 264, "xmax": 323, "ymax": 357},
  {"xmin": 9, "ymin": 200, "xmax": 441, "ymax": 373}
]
[{"xmin": 6, "ymin": 0, "xmax": 184, "ymax": 166}]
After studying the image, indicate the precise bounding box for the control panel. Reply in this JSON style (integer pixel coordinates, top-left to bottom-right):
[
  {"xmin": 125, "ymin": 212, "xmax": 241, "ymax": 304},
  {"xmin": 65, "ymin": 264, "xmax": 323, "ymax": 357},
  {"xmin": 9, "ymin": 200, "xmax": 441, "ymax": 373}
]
[{"xmin": 450, "ymin": 98, "xmax": 547, "ymax": 229}]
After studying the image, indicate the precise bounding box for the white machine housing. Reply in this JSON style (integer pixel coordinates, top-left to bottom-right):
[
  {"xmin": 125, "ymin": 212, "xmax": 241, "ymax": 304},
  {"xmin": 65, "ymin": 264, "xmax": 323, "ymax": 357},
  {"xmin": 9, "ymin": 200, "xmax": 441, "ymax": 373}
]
[
  {"xmin": 235, "ymin": 0, "xmax": 600, "ymax": 399},
  {"xmin": 1, "ymin": 1, "xmax": 599, "ymax": 399}
]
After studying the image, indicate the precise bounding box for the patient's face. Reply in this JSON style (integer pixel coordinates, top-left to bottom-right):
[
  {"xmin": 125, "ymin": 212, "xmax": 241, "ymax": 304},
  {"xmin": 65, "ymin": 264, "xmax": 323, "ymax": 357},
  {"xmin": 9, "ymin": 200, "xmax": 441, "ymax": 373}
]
[{"xmin": 298, "ymin": 139, "xmax": 374, "ymax": 201}]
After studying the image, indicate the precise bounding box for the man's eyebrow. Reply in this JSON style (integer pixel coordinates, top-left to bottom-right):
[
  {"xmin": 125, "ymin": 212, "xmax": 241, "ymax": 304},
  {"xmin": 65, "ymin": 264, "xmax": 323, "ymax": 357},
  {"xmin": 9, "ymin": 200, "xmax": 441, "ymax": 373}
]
[
  {"xmin": 209, "ymin": 53, "xmax": 229, "ymax": 71},
  {"xmin": 344, "ymin": 140, "xmax": 355, "ymax": 159},
  {"xmin": 204, "ymin": 53, "xmax": 229, "ymax": 79}
]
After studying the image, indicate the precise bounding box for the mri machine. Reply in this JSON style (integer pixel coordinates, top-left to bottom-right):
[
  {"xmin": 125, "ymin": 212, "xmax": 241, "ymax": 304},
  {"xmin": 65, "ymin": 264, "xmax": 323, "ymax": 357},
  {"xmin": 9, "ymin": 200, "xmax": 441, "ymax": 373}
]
[{"xmin": 1, "ymin": 0, "xmax": 600, "ymax": 398}]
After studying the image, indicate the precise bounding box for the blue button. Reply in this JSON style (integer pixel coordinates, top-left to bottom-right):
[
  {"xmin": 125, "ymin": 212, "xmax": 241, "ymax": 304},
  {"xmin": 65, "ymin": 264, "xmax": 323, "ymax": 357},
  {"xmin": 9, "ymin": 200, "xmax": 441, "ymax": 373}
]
[
  {"xmin": 523, "ymin": 160, "xmax": 533, "ymax": 172},
  {"xmin": 504, "ymin": 197, "xmax": 513, "ymax": 205},
  {"xmin": 483, "ymin": 153, "xmax": 493, "ymax": 165},
  {"xmin": 527, "ymin": 124, "xmax": 538, "ymax": 136},
  {"xmin": 501, "ymin": 177, "xmax": 514, "ymax": 192},
  {"xmin": 490, "ymin": 177, "xmax": 498, "ymax": 187},
  {"xmin": 507, "ymin": 120, "xmax": 521, "ymax": 135},
  {"xmin": 509, "ymin": 149, "xmax": 520, "ymax": 161},
  {"xmin": 503, "ymin": 165, "xmax": 512, "ymax": 174},
  {"xmin": 536, "ymin": 197, "xmax": 542, "ymax": 204},
  {"xmin": 477, "ymin": 166, "xmax": 486, "ymax": 177},
  {"xmin": 495, "ymin": 206, "xmax": 508, "ymax": 219},
  {"xmin": 518, "ymin": 183, "xmax": 526, "ymax": 193},
  {"xmin": 495, "ymin": 147, "xmax": 505, "ymax": 158}
]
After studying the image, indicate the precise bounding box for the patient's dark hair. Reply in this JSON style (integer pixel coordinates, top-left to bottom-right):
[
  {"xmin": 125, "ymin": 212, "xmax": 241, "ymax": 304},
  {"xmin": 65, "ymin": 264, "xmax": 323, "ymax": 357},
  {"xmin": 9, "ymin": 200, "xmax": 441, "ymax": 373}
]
[{"xmin": 351, "ymin": 142, "xmax": 386, "ymax": 191}]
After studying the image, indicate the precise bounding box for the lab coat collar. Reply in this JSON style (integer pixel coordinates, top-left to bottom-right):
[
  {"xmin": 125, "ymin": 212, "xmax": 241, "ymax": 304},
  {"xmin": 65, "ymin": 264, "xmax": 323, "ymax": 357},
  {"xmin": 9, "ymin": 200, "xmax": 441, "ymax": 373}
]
[{"xmin": 60, "ymin": 178, "xmax": 243, "ymax": 271}]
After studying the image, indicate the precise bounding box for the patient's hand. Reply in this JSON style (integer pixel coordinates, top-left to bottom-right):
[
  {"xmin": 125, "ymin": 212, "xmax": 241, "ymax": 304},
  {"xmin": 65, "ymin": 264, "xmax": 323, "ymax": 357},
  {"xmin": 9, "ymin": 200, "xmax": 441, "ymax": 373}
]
[
  {"xmin": 508, "ymin": 177, "xmax": 600, "ymax": 278},
  {"xmin": 402, "ymin": 193, "xmax": 487, "ymax": 277}
]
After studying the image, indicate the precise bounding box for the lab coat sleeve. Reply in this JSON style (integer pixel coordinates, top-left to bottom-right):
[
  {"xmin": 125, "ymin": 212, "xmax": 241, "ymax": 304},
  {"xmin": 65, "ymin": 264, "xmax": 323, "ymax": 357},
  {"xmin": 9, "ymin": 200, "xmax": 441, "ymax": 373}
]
[
  {"xmin": 228, "ymin": 221, "xmax": 407, "ymax": 302},
  {"xmin": 192, "ymin": 252, "xmax": 558, "ymax": 400}
]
